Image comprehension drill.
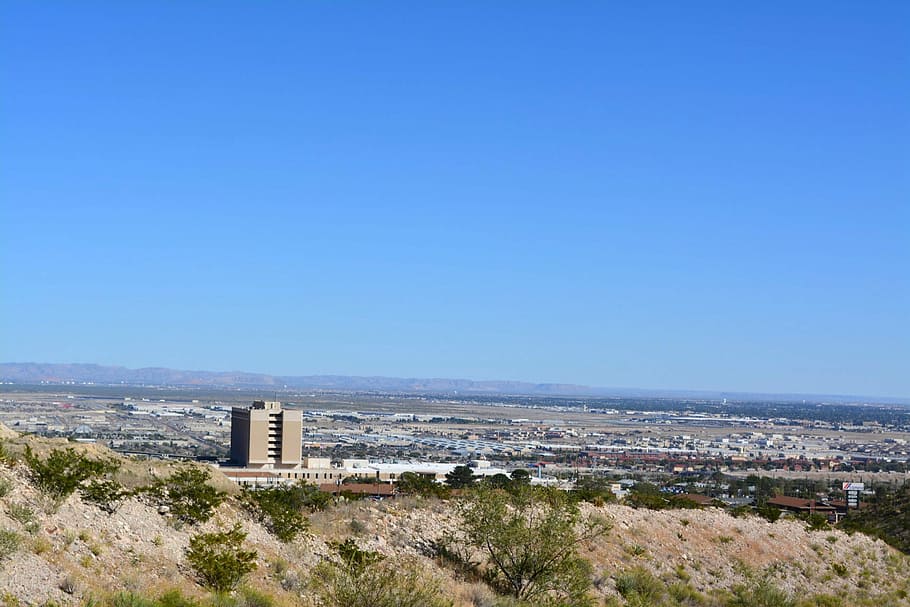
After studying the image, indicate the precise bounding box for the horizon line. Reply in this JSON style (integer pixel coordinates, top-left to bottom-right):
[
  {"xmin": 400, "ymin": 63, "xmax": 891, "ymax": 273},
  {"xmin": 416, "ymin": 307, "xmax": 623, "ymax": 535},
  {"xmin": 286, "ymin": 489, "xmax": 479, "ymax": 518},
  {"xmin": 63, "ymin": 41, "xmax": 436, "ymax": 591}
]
[{"xmin": 2, "ymin": 360, "xmax": 908, "ymax": 405}]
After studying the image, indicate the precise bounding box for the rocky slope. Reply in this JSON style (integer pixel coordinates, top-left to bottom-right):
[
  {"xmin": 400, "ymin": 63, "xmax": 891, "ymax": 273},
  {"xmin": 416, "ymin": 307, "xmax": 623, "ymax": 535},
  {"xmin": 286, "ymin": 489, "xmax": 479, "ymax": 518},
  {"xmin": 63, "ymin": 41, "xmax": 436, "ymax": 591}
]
[{"xmin": 1, "ymin": 427, "xmax": 908, "ymax": 606}]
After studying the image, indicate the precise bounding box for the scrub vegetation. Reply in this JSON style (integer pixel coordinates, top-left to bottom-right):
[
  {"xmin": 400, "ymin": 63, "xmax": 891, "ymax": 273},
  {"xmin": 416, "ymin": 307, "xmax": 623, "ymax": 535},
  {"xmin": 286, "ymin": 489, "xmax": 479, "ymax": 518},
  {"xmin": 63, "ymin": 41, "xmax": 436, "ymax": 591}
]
[{"xmin": 1, "ymin": 430, "xmax": 909, "ymax": 607}]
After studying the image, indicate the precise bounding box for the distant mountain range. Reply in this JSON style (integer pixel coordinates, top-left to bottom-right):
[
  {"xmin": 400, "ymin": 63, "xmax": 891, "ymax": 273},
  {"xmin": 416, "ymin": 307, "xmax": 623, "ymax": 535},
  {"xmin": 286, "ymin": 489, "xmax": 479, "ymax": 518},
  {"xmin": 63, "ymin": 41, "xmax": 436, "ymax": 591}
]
[{"xmin": 0, "ymin": 362, "xmax": 907, "ymax": 405}]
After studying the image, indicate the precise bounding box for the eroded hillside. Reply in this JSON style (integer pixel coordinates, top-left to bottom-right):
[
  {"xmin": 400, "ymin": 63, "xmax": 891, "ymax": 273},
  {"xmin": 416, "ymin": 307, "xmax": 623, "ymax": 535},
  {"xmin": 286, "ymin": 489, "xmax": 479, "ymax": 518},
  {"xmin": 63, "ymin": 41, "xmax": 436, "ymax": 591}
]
[{"xmin": 1, "ymin": 426, "xmax": 908, "ymax": 607}]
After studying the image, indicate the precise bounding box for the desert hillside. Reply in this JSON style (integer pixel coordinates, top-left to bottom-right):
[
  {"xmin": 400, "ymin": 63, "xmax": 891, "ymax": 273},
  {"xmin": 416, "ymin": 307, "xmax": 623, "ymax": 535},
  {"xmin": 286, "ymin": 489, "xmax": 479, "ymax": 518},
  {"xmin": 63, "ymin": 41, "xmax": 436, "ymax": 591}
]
[{"xmin": 1, "ymin": 426, "xmax": 908, "ymax": 607}]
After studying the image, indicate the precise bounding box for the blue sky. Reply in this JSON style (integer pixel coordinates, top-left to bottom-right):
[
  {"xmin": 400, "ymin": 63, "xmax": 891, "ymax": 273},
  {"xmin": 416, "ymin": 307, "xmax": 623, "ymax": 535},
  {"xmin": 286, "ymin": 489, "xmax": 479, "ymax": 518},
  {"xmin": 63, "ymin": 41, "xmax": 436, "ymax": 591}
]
[{"xmin": 1, "ymin": 2, "xmax": 908, "ymax": 397}]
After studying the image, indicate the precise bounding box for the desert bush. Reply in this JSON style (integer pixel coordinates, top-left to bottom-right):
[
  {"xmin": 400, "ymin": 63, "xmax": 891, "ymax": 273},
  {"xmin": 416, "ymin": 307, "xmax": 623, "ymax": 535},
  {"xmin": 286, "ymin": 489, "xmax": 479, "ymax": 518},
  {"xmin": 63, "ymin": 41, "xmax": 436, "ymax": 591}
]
[
  {"xmin": 0, "ymin": 476, "xmax": 12, "ymax": 497},
  {"xmin": 572, "ymin": 477, "xmax": 618, "ymax": 505},
  {"xmin": 667, "ymin": 581, "xmax": 705, "ymax": 604},
  {"xmin": 0, "ymin": 440, "xmax": 16, "ymax": 466},
  {"xmin": 310, "ymin": 539, "xmax": 452, "ymax": 607},
  {"xmin": 625, "ymin": 491, "xmax": 670, "ymax": 510},
  {"xmin": 797, "ymin": 596, "xmax": 846, "ymax": 607},
  {"xmin": 623, "ymin": 483, "xmax": 704, "ymax": 510},
  {"xmin": 233, "ymin": 587, "xmax": 274, "ymax": 607},
  {"xmin": 23, "ymin": 446, "xmax": 118, "ymax": 499},
  {"xmin": 624, "ymin": 543, "xmax": 647, "ymax": 557},
  {"xmin": 614, "ymin": 567, "xmax": 665, "ymax": 605},
  {"xmin": 144, "ymin": 467, "xmax": 225, "ymax": 525},
  {"xmin": 31, "ymin": 535, "xmax": 51, "ymax": 554},
  {"xmin": 804, "ymin": 513, "xmax": 829, "ymax": 531},
  {"xmin": 728, "ymin": 577, "xmax": 795, "ymax": 607},
  {"xmin": 757, "ymin": 505, "xmax": 782, "ymax": 523},
  {"xmin": 241, "ymin": 482, "xmax": 324, "ymax": 542},
  {"xmin": 92, "ymin": 590, "xmax": 204, "ymax": 607},
  {"xmin": 107, "ymin": 592, "xmax": 156, "ymax": 607},
  {"xmin": 457, "ymin": 485, "xmax": 608, "ymax": 606},
  {"xmin": 81, "ymin": 479, "xmax": 131, "ymax": 514},
  {"xmin": 397, "ymin": 471, "xmax": 450, "ymax": 498},
  {"xmin": 155, "ymin": 589, "xmax": 203, "ymax": 607},
  {"xmin": 6, "ymin": 502, "xmax": 36, "ymax": 528},
  {"xmin": 0, "ymin": 529, "xmax": 21, "ymax": 563},
  {"xmin": 185, "ymin": 523, "xmax": 257, "ymax": 592}
]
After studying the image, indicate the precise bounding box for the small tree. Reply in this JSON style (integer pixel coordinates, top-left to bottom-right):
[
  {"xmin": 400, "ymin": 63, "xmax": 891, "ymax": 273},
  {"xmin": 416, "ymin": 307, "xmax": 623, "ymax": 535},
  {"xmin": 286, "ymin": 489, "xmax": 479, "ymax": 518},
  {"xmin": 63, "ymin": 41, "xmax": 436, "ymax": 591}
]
[
  {"xmin": 757, "ymin": 504, "xmax": 781, "ymax": 523},
  {"xmin": 145, "ymin": 467, "xmax": 226, "ymax": 525},
  {"xmin": 510, "ymin": 469, "xmax": 531, "ymax": 485},
  {"xmin": 185, "ymin": 523, "xmax": 257, "ymax": 593},
  {"xmin": 23, "ymin": 446, "xmax": 119, "ymax": 499},
  {"xmin": 241, "ymin": 482, "xmax": 326, "ymax": 542},
  {"xmin": 457, "ymin": 485, "xmax": 609, "ymax": 606},
  {"xmin": 445, "ymin": 465, "xmax": 475, "ymax": 489},
  {"xmin": 397, "ymin": 472, "xmax": 450, "ymax": 498},
  {"xmin": 572, "ymin": 476, "xmax": 617, "ymax": 506},
  {"xmin": 80, "ymin": 478, "xmax": 130, "ymax": 514},
  {"xmin": 485, "ymin": 473, "xmax": 513, "ymax": 490}
]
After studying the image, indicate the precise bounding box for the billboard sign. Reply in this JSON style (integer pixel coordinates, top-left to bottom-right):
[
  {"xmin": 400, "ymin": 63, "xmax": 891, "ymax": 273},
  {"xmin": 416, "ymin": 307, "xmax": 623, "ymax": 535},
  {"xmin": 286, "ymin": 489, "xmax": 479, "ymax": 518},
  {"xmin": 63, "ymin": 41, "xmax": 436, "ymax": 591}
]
[{"xmin": 842, "ymin": 482, "xmax": 864, "ymax": 491}]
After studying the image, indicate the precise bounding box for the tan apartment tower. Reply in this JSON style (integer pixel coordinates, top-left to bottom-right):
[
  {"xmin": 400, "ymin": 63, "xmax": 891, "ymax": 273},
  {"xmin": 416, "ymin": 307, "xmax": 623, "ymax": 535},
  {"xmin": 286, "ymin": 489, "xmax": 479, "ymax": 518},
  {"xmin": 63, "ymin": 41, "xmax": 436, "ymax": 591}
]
[{"xmin": 230, "ymin": 400, "xmax": 303, "ymax": 468}]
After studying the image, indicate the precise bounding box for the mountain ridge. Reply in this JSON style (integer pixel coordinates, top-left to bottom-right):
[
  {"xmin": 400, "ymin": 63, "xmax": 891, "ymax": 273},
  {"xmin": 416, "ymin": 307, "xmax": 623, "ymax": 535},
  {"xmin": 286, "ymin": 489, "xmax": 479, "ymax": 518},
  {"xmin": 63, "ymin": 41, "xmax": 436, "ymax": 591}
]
[{"xmin": 1, "ymin": 361, "xmax": 907, "ymax": 405}]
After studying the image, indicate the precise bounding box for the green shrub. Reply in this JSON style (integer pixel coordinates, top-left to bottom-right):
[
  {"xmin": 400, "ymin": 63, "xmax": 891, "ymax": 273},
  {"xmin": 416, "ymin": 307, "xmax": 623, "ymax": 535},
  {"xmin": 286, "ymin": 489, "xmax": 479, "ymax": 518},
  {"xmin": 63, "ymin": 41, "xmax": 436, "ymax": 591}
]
[
  {"xmin": 234, "ymin": 587, "xmax": 274, "ymax": 607},
  {"xmin": 755, "ymin": 505, "xmax": 780, "ymax": 523},
  {"xmin": 805, "ymin": 513, "xmax": 829, "ymax": 531},
  {"xmin": 625, "ymin": 491, "xmax": 669, "ymax": 510},
  {"xmin": 614, "ymin": 567, "xmax": 665, "ymax": 604},
  {"xmin": 144, "ymin": 467, "xmax": 225, "ymax": 525},
  {"xmin": 572, "ymin": 477, "xmax": 618, "ymax": 505},
  {"xmin": 798, "ymin": 595, "xmax": 845, "ymax": 607},
  {"xmin": 0, "ymin": 440, "xmax": 16, "ymax": 466},
  {"xmin": 624, "ymin": 543, "xmax": 646, "ymax": 557},
  {"xmin": 311, "ymin": 539, "xmax": 452, "ymax": 607},
  {"xmin": 185, "ymin": 523, "xmax": 257, "ymax": 592},
  {"xmin": 0, "ymin": 529, "xmax": 21, "ymax": 563},
  {"xmin": 729, "ymin": 577, "xmax": 795, "ymax": 607},
  {"xmin": 6, "ymin": 502, "xmax": 36, "ymax": 527},
  {"xmin": 458, "ymin": 485, "xmax": 606, "ymax": 606},
  {"xmin": 107, "ymin": 592, "xmax": 155, "ymax": 607},
  {"xmin": 757, "ymin": 505, "xmax": 782, "ymax": 523},
  {"xmin": 667, "ymin": 581, "xmax": 705, "ymax": 604},
  {"xmin": 155, "ymin": 590, "xmax": 203, "ymax": 607},
  {"xmin": 445, "ymin": 465, "xmax": 476, "ymax": 489},
  {"xmin": 396, "ymin": 472, "xmax": 450, "ymax": 498},
  {"xmin": 241, "ymin": 482, "xmax": 325, "ymax": 542},
  {"xmin": 81, "ymin": 479, "xmax": 130, "ymax": 514},
  {"xmin": 0, "ymin": 476, "xmax": 12, "ymax": 498},
  {"xmin": 23, "ymin": 446, "xmax": 118, "ymax": 499}
]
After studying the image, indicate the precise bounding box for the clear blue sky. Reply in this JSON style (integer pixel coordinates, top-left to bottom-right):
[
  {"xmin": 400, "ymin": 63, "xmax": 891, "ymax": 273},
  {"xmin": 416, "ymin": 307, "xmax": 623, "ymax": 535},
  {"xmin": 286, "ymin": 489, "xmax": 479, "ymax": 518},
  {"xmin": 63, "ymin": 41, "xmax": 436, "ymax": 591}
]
[{"xmin": 1, "ymin": 2, "xmax": 908, "ymax": 398}]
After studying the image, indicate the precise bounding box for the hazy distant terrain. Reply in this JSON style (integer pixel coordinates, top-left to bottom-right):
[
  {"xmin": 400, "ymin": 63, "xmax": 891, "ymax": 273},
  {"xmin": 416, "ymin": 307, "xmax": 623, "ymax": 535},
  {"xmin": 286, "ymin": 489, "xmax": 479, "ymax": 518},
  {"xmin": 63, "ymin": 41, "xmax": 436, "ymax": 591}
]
[{"xmin": 1, "ymin": 362, "xmax": 907, "ymax": 405}]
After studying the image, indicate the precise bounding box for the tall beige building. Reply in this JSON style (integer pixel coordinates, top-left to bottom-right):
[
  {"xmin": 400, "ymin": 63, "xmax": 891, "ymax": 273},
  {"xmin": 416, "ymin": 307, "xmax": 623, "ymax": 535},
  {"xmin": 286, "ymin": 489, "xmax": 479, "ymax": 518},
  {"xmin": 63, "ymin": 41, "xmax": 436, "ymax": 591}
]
[{"xmin": 230, "ymin": 400, "xmax": 302, "ymax": 468}]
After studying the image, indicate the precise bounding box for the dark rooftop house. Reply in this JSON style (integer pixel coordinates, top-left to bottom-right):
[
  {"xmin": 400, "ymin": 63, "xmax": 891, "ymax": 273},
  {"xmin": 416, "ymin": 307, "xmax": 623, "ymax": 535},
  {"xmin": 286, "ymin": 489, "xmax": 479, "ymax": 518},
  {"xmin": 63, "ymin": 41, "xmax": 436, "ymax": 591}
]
[
  {"xmin": 766, "ymin": 496, "xmax": 835, "ymax": 514},
  {"xmin": 319, "ymin": 483, "xmax": 395, "ymax": 497},
  {"xmin": 677, "ymin": 493, "xmax": 715, "ymax": 506}
]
